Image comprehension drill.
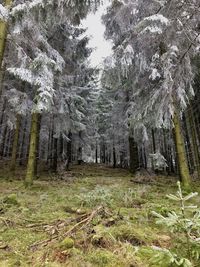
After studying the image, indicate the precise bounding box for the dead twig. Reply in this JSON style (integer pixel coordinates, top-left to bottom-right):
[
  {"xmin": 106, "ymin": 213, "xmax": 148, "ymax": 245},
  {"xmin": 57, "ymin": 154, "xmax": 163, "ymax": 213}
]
[
  {"xmin": 0, "ymin": 216, "xmax": 13, "ymax": 227},
  {"xmin": 29, "ymin": 206, "xmax": 105, "ymax": 250}
]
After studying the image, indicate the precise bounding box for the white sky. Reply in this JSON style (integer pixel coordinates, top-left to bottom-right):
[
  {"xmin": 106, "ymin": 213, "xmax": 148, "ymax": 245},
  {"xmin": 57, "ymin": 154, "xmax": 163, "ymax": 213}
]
[{"xmin": 81, "ymin": 4, "xmax": 113, "ymax": 67}]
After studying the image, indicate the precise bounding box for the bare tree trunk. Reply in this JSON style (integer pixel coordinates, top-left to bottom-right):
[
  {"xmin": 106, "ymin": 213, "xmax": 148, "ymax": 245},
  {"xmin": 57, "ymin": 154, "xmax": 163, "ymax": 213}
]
[
  {"xmin": 25, "ymin": 113, "xmax": 40, "ymax": 187},
  {"xmin": 113, "ymin": 144, "xmax": 116, "ymax": 168},
  {"xmin": 95, "ymin": 141, "xmax": 98, "ymax": 164},
  {"xmin": 65, "ymin": 132, "xmax": 72, "ymax": 171},
  {"xmin": 0, "ymin": 125, "xmax": 7, "ymax": 158},
  {"xmin": 129, "ymin": 135, "xmax": 139, "ymax": 174},
  {"xmin": 0, "ymin": 0, "xmax": 12, "ymax": 96},
  {"xmin": 52, "ymin": 136, "xmax": 58, "ymax": 173},
  {"xmin": 173, "ymin": 109, "xmax": 191, "ymax": 189},
  {"xmin": 4, "ymin": 128, "xmax": 11, "ymax": 158},
  {"xmin": 59, "ymin": 133, "xmax": 63, "ymax": 160},
  {"xmin": 0, "ymin": 99, "xmax": 6, "ymax": 133},
  {"xmin": 186, "ymin": 109, "xmax": 200, "ymax": 178},
  {"xmin": 19, "ymin": 118, "xmax": 27, "ymax": 165},
  {"xmin": 10, "ymin": 114, "xmax": 21, "ymax": 172},
  {"xmin": 34, "ymin": 114, "xmax": 41, "ymax": 177}
]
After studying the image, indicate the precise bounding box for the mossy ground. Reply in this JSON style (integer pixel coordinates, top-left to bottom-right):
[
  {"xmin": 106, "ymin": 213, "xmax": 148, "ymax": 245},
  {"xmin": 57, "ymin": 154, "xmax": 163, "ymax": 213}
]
[{"xmin": 0, "ymin": 163, "xmax": 199, "ymax": 266}]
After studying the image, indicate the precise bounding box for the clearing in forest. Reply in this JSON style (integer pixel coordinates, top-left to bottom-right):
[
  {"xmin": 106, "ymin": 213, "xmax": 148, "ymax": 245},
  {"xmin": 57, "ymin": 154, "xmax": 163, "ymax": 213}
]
[{"xmin": 1, "ymin": 164, "xmax": 199, "ymax": 267}]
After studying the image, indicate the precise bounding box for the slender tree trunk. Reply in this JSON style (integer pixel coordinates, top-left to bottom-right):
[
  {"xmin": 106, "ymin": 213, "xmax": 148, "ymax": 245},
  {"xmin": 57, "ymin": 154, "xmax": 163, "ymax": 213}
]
[
  {"xmin": 163, "ymin": 129, "xmax": 170, "ymax": 174},
  {"xmin": 25, "ymin": 113, "xmax": 39, "ymax": 187},
  {"xmin": 34, "ymin": 114, "xmax": 41, "ymax": 177},
  {"xmin": 46, "ymin": 118, "xmax": 52, "ymax": 165},
  {"xmin": 151, "ymin": 129, "xmax": 156, "ymax": 171},
  {"xmin": 0, "ymin": 0, "xmax": 11, "ymax": 65},
  {"xmin": 0, "ymin": 0, "xmax": 12, "ymax": 95},
  {"xmin": 10, "ymin": 114, "xmax": 21, "ymax": 172},
  {"xmin": 4, "ymin": 128, "xmax": 11, "ymax": 157},
  {"xmin": 65, "ymin": 132, "xmax": 72, "ymax": 170},
  {"xmin": 120, "ymin": 151, "xmax": 123, "ymax": 168},
  {"xmin": 59, "ymin": 133, "xmax": 63, "ymax": 160},
  {"xmin": 152, "ymin": 129, "xmax": 156, "ymax": 153},
  {"xmin": 0, "ymin": 99, "xmax": 6, "ymax": 133},
  {"xmin": 143, "ymin": 145, "xmax": 147, "ymax": 169},
  {"xmin": 173, "ymin": 110, "xmax": 191, "ymax": 189},
  {"xmin": 95, "ymin": 141, "xmax": 98, "ymax": 164},
  {"xmin": 52, "ymin": 136, "xmax": 58, "ymax": 172},
  {"xmin": 113, "ymin": 144, "xmax": 116, "ymax": 168},
  {"xmin": 19, "ymin": 118, "xmax": 27, "ymax": 165},
  {"xmin": 183, "ymin": 114, "xmax": 194, "ymax": 173},
  {"xmin": 169, "ymin": 145, "xmax": 175, "ymax": 174},
  {"xmin": 129, "ymin": 135, "xmax": 139, "ymax": 173},
  {"xmin": 186, "ymin": 109, "xmax": 200, "ymax": 178},
  {"xmin": 50, "ymin": 127, "xmax": 54, "ymax": 168},
  {"xmin": 0, "ymin": 125, "xmax": 7, "ymax": 158}
]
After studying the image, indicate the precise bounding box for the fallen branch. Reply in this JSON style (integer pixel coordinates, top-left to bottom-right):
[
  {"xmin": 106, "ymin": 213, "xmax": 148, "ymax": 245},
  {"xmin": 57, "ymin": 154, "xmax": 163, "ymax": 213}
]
[
  {"xmin": 64, "ymin": 205, "xmax": 103, "ymax": 236},
  {"xmin": 29, "ymin": 206, "xmax": 105, "ymax": 250}
]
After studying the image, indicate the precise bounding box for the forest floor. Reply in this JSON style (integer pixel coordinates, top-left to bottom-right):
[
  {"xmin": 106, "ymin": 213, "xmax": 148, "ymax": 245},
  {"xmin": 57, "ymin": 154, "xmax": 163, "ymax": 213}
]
[{"xmin": 0, "ymin": 163, "xmax": 200, "ymax": 267}]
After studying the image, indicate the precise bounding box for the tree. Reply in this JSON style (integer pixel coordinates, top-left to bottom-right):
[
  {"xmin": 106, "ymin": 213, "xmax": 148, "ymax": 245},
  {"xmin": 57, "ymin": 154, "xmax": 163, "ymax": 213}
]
[
  {"xmin": 102, "ymin": 0, "xmax": 200, "ymax": 187},
  {"xmin": 0, "ymin": 0, "xmax": 101, "ymax": 185}
]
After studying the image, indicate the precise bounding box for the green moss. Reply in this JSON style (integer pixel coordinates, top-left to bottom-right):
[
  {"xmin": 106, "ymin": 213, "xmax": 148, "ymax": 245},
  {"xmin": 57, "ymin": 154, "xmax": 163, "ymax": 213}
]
[
  {"xmin": 59, "ymin": 237, "xmax": 74, "ymax": 249},
  {"xmin": 110, "ymin": 224, "xmax": 151, "ymax": 245},
  {"xmin": 87, "ymin": 249, "xmax": 116, "ymax": 267},
  {"xmin": 3, "ymin": 194, "xmax": 20, "ymax": 206},
  {"xmin": 0, "ymin": 163, "xmax": 198, "ymax": 266}
]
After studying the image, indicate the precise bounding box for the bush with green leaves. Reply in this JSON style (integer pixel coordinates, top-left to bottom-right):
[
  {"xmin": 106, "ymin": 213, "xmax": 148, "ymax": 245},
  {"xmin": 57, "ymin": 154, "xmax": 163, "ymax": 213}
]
[{"xmin": 151, "ymin": 182, "xmax": 200, "ymax": 267}]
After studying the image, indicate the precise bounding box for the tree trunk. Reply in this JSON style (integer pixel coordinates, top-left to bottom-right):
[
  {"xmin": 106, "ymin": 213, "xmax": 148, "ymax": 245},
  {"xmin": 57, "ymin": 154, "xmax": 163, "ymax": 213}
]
[
  {"xmin": 4, "ymin": 128, "xmax": 11, "ymax": 158},
  {"xmin": 129, "ymin": 135, "xmax": 139, "ymax": 173},
  {"xmin": 173, "ymin": 110, "xmax": 191, "ymax": 189},
  {"xmin": 0, "ymin": 0, "xmax": 11, "ymax": 64},
  {"xmin": 59, "ymin": 133, "xmax": 63, "ymax": 160},
  {"xmin": 10, "ymin": 114, "xmax": 21, "ymax": 172},
  {"xmin": 65, "ymin": 131, "xmax": 72, "ymax": 170},
  {"xmin": 152, "ymin": 129, "xmax": 156, "ymax": 153},
  {"xmin": 34, "ymin": 114, "xmax": 41, "ymax": 177},
  {"xmin": 19, "ymin": 118, "xmax": 27, "ymax": 165},
  {"xmin": 151, "ymin": 129, "xmax": 156, "ymax": 171},
  {"xmin": 46, "ymin": 119, "xmax": 52, "ymax": 165},
  {"xmin": 183, "ymin": 114, "xmax": 194, "ymax": 174},
  {"xmin": 163, "ymin": 129, "xmax": 170, "ymax": 174},
  {"xmin": 0, "ymin": 99, "xmax": 6, "ymax": 133},
  {"xmin": 25, "ymin": 113, "xmax": 39, "ymax": 187},
  {"xmin": 186, "ymin": 109, "xmax": 200, "ymax": 178},
  {"xmin": 95, "ymin": 141, "xmax": 98, "ymax": 164},
  {"xmin": 52, "ymin": 136, "xmax": 58, "ymax": 173},
  {"xmin": 113, "ymin": 145, "xmax": 116, "ymax": 168},
  {"xmin": 0, "ymin": 0, "xmax": 12, "ymax": 95},
  {"xmin": 0, "ymin": 125, "xmax": 7, "ymax": 158}
]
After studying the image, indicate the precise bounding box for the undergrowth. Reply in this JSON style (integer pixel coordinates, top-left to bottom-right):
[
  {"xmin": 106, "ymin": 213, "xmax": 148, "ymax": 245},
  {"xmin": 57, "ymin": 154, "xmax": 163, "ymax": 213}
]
[{"xmin": 0, "ymin": 164, "xmax": 199, "ymax": 266}]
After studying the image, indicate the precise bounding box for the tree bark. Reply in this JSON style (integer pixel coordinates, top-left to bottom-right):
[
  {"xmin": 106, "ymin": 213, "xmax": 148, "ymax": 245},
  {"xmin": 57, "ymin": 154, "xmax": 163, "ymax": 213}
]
[
  {"xmin": 52, "ymin": 136, "xmax": 58, "ymax": 173},
  {"xmin": 0, "ymin": 0, "xmax": 11, "ymax": 65},
  {"xmin": 34, "ymin": 114, "xmax": 41, "ymax": 176},
  {"xmin": 0, "ymin": 0, "xmax": 12, "ymax": 95},
  {"xmin": 10, "ymin": 114, "xmax": 21, "ymax": 172},
  {"xmin": 65, "ymin": 131, "xmax": 72, "ymax": 170},
  {"xmin": 95, "ymin": 141, "xmax": 98, "ymax": 164},
  {"xmin": 173, "ymin": 109, "xmax": 191, "ymax": 189},
  {"xmin": 186, "ymin": 109, "xmax": 200, "ymax": 178},
  {"xmin": 129, "ymin": 135, "xmax": 139, "ymax": 174},
  {"xmin": 4, "ymin": 128, "xmax": 11, "ymax": 157},
  {"xmin": 113, "ymin": 145, "xmax": 116, "ymax": 168},
  {"xmin": 25, "ymin": 113, "xmax": 40, "ymax": 187},
  {"xmin": 0, "ymin": 125, "xmax": 7, "ymax": 158},
  {"xmin": 19, "ymin": 118, "xmax": 27, "ymax": 165}
]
